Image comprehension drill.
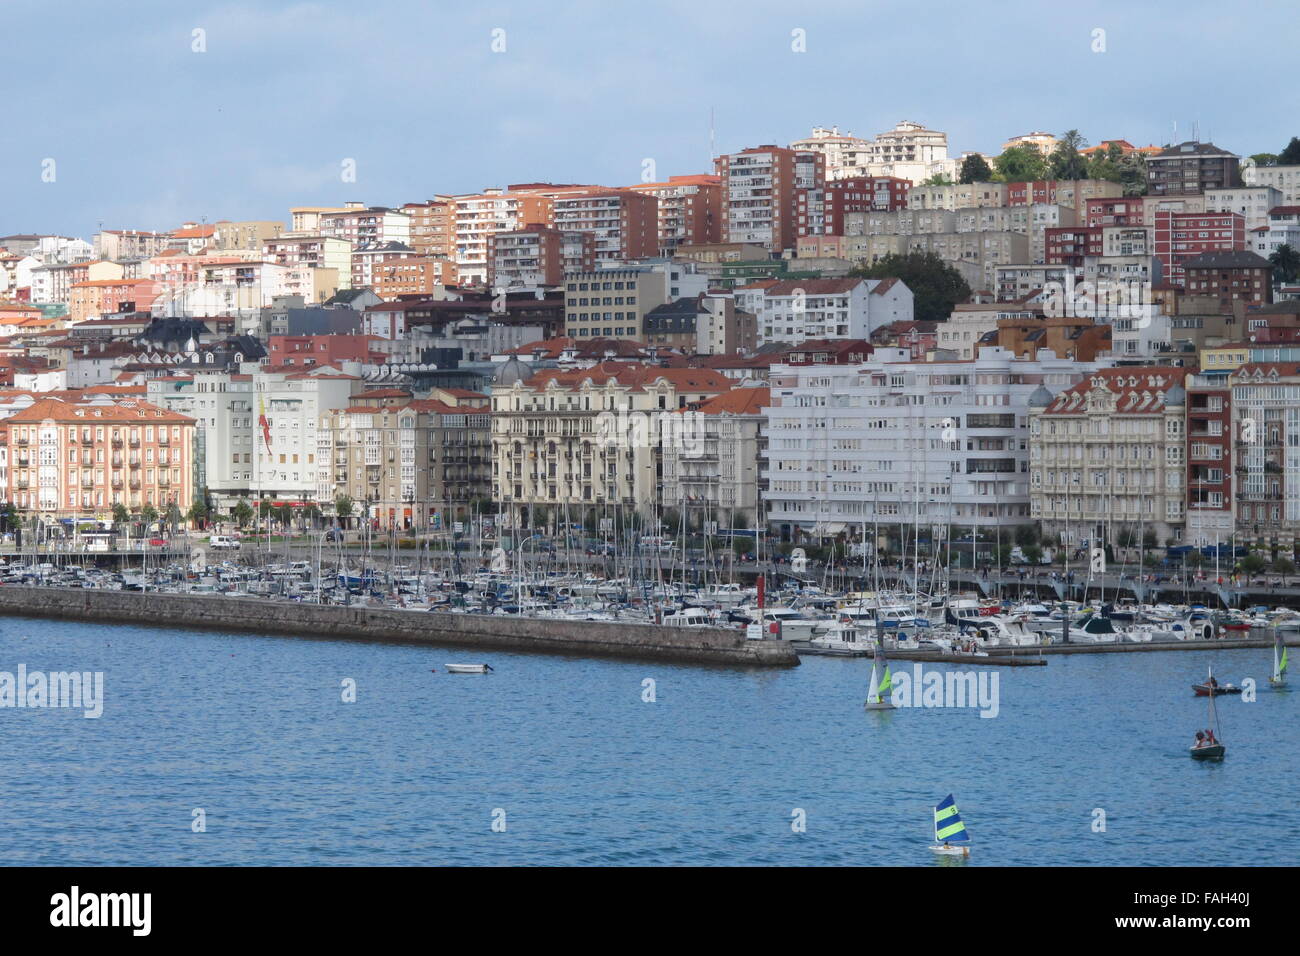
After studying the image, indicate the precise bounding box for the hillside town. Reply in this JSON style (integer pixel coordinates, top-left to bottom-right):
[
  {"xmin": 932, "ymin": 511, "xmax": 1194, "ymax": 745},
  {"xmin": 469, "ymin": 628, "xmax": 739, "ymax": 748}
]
[{"xmin": 4, "ymin": 122, "xmax": 1300, "ymax": 567}]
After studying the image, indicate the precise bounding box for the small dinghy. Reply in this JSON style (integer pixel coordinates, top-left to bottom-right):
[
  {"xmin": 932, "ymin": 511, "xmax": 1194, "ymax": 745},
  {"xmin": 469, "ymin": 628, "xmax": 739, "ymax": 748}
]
[
  {"xmin": 445, "ymin": 663, "xmax": 493, "ymax": 674},
  {"xmin": 1192, "ymin": 680, "xmax": 1241, "ymax": 696},
  {"xmin": 863, "ymin": 638, "xmax": 895, "ymax": 711},
  {"xmin": 928, "ymin": 794, "xmax": 971, "ymax": 858},
  {"xmin": 1190, "ymin": 666, "xmax": 1226, "ymax": 761}
]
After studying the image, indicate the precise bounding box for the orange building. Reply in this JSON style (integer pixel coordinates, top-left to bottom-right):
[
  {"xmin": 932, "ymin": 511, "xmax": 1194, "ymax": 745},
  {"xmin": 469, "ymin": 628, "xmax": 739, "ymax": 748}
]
[
  {"xmin": 1, "ymin": 398, "xmax": 196, "ymax": 518},
  {"xmin": 371, "ymin": 255, "xmax": 458, "ymax": 299},
  {"xmin": 68, "ymin": 278, "xmax": 160, "ymax": 322}
]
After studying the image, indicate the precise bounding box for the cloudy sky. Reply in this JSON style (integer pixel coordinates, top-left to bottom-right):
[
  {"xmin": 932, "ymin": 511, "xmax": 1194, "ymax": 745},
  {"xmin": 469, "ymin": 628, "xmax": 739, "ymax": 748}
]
[{"xmin": 6, "ymin": 0, "xmax": 1298, "ymax": 238}]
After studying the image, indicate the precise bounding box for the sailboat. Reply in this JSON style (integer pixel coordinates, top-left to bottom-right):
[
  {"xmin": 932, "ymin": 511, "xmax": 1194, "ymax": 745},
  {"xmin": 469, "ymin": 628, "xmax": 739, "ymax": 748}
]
[
  {"xmin": 863, "ymin": 638, "xmax": 895, "ymax": 710},
  {"xmin": 1269, "ymin": 628, "xmax": 1288, "ymax": 687},
  {"xmin": 929, "ymin": 794, "xmax": 971, "ymax": 857},
  {"xmin": 1190, "ymin": 666, "xmax": 1226, "ymax": 761}
]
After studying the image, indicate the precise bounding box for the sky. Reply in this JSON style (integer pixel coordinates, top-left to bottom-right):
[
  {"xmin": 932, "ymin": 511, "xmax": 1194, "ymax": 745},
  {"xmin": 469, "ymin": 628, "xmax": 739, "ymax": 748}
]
[{"xmin": 4, "ymin": 0, "xmax": 1298, "ymax": 240}]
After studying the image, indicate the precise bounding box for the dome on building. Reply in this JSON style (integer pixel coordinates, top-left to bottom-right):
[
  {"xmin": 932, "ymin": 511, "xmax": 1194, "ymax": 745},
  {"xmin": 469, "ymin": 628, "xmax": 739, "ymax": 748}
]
[
  {"xmin": 1027, "ymin": 385, "xmax": 1054, "ymax": 408},
  {"xmin": 1163, "ymin": 383, "xmax": 1186, "ymax": 407},
  {"xmin": 493, "ymin": 356, "xmax": 532, "ymax": 386}
]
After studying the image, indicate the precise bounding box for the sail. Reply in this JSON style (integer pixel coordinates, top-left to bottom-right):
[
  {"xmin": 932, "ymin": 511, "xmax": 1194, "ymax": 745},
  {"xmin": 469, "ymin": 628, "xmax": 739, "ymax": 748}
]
[
  {"xmin": 866, "ymin": 658, "xmax": 882, "ymax": 703},
  {"xmin": 877, "ymin": 639, "xmax": 893, "ymax": 695},
  {"xmin": 1275, "ymin": 631, "xmax": 1288, "ymax": 679},
  {"xmin": 934, "ymin": 794, "xmax": 970, "ymax": 843}
]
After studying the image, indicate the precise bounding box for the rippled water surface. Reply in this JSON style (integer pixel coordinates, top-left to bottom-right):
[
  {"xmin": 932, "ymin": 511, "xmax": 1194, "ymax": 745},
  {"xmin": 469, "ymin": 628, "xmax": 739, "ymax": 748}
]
[{"xmin": 0, "ymin": 616, "xmax": 1291, "ymax": 865}]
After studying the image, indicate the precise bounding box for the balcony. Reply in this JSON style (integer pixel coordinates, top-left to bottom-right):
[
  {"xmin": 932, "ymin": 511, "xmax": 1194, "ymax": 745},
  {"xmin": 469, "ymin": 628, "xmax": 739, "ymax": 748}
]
[{"xmin": 129, "ymin": 479, "xmax": 141, "ymax": 491}]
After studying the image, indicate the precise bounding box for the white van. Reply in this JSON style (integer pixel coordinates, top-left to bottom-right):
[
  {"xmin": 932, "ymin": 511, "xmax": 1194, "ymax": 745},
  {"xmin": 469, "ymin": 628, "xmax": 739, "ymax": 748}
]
[{"xmin": 209, "ymin": 535, "xmax": 241, "ymax": 550}]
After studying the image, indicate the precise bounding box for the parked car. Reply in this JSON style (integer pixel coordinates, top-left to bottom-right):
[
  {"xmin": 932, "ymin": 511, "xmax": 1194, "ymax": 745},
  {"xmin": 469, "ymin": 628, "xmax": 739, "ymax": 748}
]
[{"xmin": 209, "ymin": 535, "xmax": 240, "ymax": 550}]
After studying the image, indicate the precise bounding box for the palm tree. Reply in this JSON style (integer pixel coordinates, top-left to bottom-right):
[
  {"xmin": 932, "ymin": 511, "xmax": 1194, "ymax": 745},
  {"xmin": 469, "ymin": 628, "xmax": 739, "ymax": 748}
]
[{"xmin": 1269, "ymin": 244, "xmax": 1300, "ymax": 285}]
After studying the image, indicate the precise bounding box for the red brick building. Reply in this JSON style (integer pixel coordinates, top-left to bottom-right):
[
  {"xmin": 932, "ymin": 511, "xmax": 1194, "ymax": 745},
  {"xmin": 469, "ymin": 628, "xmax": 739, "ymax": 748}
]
[
  {"xmin": 1153, "ymin": 211, "xmax": 1246, "ymax": 288},
  {"xmin": 1182, "ymin": 251, "xmax": 1273, "ymax": 310},
  {"xmin": 1084, "ymin": 196, "xmax": 1147, "ymax": 227},
  {"xmin": 1045, "ymin": 226, "xmax": 1103, "ymax": 268}
]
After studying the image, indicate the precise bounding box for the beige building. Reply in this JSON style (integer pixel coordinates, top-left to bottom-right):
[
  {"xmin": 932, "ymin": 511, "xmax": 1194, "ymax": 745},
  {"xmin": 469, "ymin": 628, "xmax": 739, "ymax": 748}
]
[
  {"xmin": 660, "ymin": 386, "xmax": 769, "ymax": 528},
  {"xmin": 489, "ymin": 362, "xmax": 733, "ymax": 520},
  {"xmin": 1029, "ymin": 368, "xmax": 1188, "ymax": 547}
]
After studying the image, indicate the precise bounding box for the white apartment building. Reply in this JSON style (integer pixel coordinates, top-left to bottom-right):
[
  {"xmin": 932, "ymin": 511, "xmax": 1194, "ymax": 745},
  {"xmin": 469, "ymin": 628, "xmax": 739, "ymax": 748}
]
[
  {"xmin": 1249, "ymin": 206, "xmax": 1300, "ymax": 258},
  {"xmin": 454, "ymin": 191, "xmax": 555, "ymax": 285},
  {"xmin": 148, "ymin": 370, "xmax": 255, "ymax": 510},
  {"xmin": 1204, "ymin": 186, "xmax": 1284, "ymax": 230},
  {"xmin": 1242, "ymin": 163, "xmax": 1300, "ymax": 204},
  {"xmin": 764, "ymin": 347, "xmax": 1103, "ymax": 541},
  {"xmin": 263, "ymin": 236, "xmax": 353, "ymax": 288},
  {"xmin": 755, "ymin": 277, "xmax": 913, "ymax": 346},
  {"xmin": 318, "ymin": 205, "xmax": 411, "ymax": 249},
  {"xmin": 789, "ymin": 127, "xmax": 875, "ymax": 181}
]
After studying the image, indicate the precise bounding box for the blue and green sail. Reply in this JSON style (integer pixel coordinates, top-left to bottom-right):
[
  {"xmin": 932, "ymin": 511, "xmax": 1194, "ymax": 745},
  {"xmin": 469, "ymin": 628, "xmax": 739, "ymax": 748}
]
[{"xmin": 934, "ymin": 794, "xmax": 970, "ymax": 843}]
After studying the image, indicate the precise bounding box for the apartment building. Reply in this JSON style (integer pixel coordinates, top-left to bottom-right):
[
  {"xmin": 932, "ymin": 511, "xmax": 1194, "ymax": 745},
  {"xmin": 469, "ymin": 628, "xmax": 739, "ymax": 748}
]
[
  {"xmin": 453, "ymin": 190, "xmax": 555, "ymax": 286},
  {"xmin": 488, "ymin": 227, "xmax": 595, "ymax": 290},
  {"xmin": 717, "ymin": 146, "xmax": 822, "ymax": 252},
  {"xmin": 93, "ymin": 230, "xmax": 171, "ymax": 260},
  {"xmin": 147, "ymin": 370, "xmax": 253, "ymax": 511},
  {"xmin": 765, "ymin": 346, "xmax": 1101, "ymax": 541},
  {"xmin": 754, "ymin": 277, "xmax": 913, "ymax": 346},
  {"xmin": 1229, "ymin": 362, "xmax": 1300, "ymax": 551},
  {"xmin": 1182, "ymin": 251, "xmax": 1273, "ymax": 311},
  {"xmin": 1242, "ymin": 163, "xmax": 1300, "ymax": 204},
  {"xmin": 550, "ymin": 190, "xmax": 658, "ymax": 264},
  {"xmin": 624, "ymin": 175, "xmax": 722, "ymax": 253},
  {"xmin": 562, "ymin": 261, "xmax": 709, "ymax": 340},
  {"xmin": 212, "ymin": 221, "xmax": 284, "ymax": 253},
  {"xmin": 370, "ymin": 255, "xmax": 458, "ymax": 298},
  {"xmin": 789, "ymin": 127, "xmax": 875, "ymax": 180},
  {"xmin": 1153, "ymin": 210, "xmax": 1247, "ymax": 288},
  {"xmin": 660, "ymin": 386, "xmax": 769, "ymax": 527},
  {"xmin": 1250, "ymin": 206, "xmax": 1300, "ymax": 258},
  {"xmin": 1029, "ymin": 367, "xmax": 1188, "ymax": 547},
  {"xmin": 1184, "ymin": 370, "xmax": 1234, "ymax": 547},
  {"xmin": 1147, "ymin": 142, "xmax": 1242, "ymax": 197},
  {"xmin": 319, "ymin": 205, "xmax": 411, "ymax": 248},
  {"xmin": 0, "ymin": 397, "xmax": 196, "ymax": 518},
  {"xmin": 263, "ymin": 235, "xmax": 354, "ymax": 288},
  {"xmin": 315, "ymin": 389, "xmax": 490, "ymax": 529},
  {"xmin": 251, "ymin": 367, "xmax": 359, "ymax": 505},
  {"xmin": 489, "ymin": 362, "xmax": 733, "ymax": 519},
  {"xmin": 401, "ymin": 200, "xmax": 456, "ymax": 259},
  {"xmin": 1204, "ymin": 186, "xmax": 1284, "ymax": 230}
]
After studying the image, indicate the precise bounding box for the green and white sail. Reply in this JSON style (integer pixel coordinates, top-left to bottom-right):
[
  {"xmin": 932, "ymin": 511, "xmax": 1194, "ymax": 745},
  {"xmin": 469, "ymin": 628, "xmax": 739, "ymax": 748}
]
[
  {"xmin": 866, "ymin": 640, "xmax": 893, "ymax": 705},
  {"xmin": 1273, "ymin": 630, "xmax": 1288, "ymax": 683}
]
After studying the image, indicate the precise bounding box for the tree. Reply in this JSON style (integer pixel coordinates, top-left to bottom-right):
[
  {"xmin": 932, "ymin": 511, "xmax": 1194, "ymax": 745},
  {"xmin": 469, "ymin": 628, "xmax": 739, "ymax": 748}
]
[
  {"xmin": 139, "ymin": 504, "xmax": 159, "ymax": 532},
  {"xmin": 1250, "ymin": 153, "xmax": 1279, "ymax": 167},
  {"xmin": 111, "ymin": 503, "xmax": 130, "ymax": 529},
  {"xmin": 1048, "ymin": 130, "xmax": 1089, "ymax": 181},
  {"xmin": 992, "ymin": 144, "xmax": 1048, "ymax": 183},
  {"xmin": 920, "ymin": 173, "xmax": 954, "ymax": 186},
  {"xmin": 165, "ymin": 503, "xmax": 182, "ymax": 533},
  {"xmin": 335, "ymin": 495, "xmax": 354, "ymax": 525},
  {"xmin": 231, "ymin": 499, "xmax": 253, "ymax": 528},
  {"xmin": 1184, "ymin": 551, "xmax": 1205, "ymax": 570},
  {"xmin": 1014, "ymin": 524, "xmax": 1039, "ymax": 547},
  {"xmin": 1272, "ymin": 557, "xmax": 1296, "ymax": 575},
  {"xmin": 1269, "ymin": 244, "xmax": 1300, "ymax": 284},
  {"xmin": 1279, "ymin": 137, "xmax": 1300, "ymax": 166},
  {"xmin": 958, "ymin": 154, "xmax": 992, "ymax": 184},
  {"xmin": 1117, "ymin": 151, "xmax": 1148, "ymax": 196},
  {"xmin": 1239, "ymin": 554, "xmax": 1268, "ymax": 574},
  {"xmin": 1024, "ymin": 544, "xmax": 1042, "ymax": 565},
  {"xmin": 850, "ymin": 251, "xmax": 972, "ymax": 324},
  {"xmin": 187, "ymin": 499, "xmax": 209, "ymax": 526}
]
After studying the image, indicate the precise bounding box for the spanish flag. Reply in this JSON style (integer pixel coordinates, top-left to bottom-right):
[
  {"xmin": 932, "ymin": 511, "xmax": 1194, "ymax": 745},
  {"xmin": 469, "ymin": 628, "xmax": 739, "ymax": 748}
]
[{"xmin": 258, "ymin": 397, "xmax": 272, "ymax": 453}]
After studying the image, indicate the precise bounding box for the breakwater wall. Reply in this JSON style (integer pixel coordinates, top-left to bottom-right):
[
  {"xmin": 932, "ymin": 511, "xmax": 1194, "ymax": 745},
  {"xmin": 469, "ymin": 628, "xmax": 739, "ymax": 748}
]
[{"xmin": 0, "ymin": 587, "xmax": 798, "ymax": 668}]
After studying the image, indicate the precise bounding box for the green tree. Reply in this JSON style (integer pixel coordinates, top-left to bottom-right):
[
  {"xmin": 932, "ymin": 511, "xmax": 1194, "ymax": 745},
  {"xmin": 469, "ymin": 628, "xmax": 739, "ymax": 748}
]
[
  {"xmin": 958, "ymin": 154, "xmax": 992, "ymax": 184},
  {"xmin": 1013, "ymin": 524, "xmax": 1039, "ymax": 548},
  {"xmin": 1048, "ymin": 130, "xmax": 1089, "ymax": 181},
  {"xmin": 1250, "ymin": 153, "xmax": 1279, "ymax": 167},
  {"xmin": 850, "ymin": 251, "xmax": 972, "ymax": 324},
  {"xmin": 1272, "ymin": 557, "xmax": 1296, "ymax": 575},
  {"xmin": 992, "ymin": 144, "xmax": 1048, "ymax": 183},
  {"xmin": 1239, "ymin": 554, "xmax": 1268, "ymax": 574},
  {"xmin": 1279, "ymin": 137, "xmax": 1300, "ymax": 165},
  {"xmin": 111, "ymin": 503, "xmax": 130, "ymax": 528},
  {"xmin": 139, "ymin": 504, "xmax": 159, "ymax": 531},
  {"xmin": 1184, "ymin": 551, "xmax": 1205, "ymax": 569},
  {"xmin": 920, "ymin": 173, "xmax": 954, "ymax": 186},
  {"xmin": 1117, "ymin": 151, "xmax": 1148, "ymax": 196},
  {"xmin": 187, "ymin": 499, "xmax": 209, "ymax": 526},
  {"xmin": 231, "ymin": 499, "xmax": 253, "ymax": 528},
  {"xmin": 1024, "ymin": 544, "xmax": 1042, "ymax": 565},
  {"xmin": 165, "ymin": 503, "xmax": 182, "ymax": 532},
  {"xmin": 1269, "ymin": 244, "xmax": 1300, "ymax": 284},
  {"xmin": 335, "ymin": 495, "xmax": 354, "ymax": 525}
]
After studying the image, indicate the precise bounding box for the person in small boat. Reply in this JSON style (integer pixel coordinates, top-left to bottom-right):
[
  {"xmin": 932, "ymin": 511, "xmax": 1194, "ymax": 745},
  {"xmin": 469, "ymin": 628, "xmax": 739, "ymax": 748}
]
[
  {"xmin": 1205, "ymin": 728, "xmax": 1217, "ymax": 745},
  {"xmin": 1207, "ymin": 675, "xmax": 1219, "ymax": 690},
  {"xmin": 1194, "ymin": 730, "xmax": 1205, "ymax": 748}
]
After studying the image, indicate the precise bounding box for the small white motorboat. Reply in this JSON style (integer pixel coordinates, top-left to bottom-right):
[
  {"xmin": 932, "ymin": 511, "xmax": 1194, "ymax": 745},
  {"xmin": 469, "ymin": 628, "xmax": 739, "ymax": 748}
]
[{"xmin": 445, "ymin": 663, "xmax": 493, "ymax": 674}]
